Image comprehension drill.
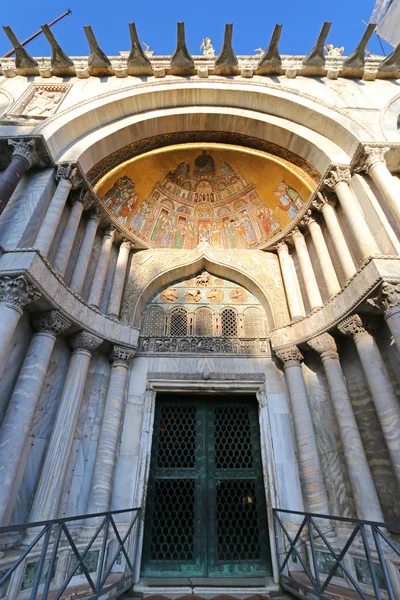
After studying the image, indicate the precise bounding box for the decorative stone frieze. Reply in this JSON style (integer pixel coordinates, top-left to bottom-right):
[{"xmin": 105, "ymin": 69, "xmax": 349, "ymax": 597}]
[
  {"xmin": 8, "ymin": 138, "xmax": 45, "ymax": 168},
  {"xmin": 363, "ymin": 146, "xmax": 390, "ymax": 171},
  {"xmin": 0, "ymin": 274, "xmax": 40, "ymax": 310},
  {"xmin": 307, "ymin": 333, "xmax": 339, "ymax": 360},
  {"xmin": 70, "ymin": 330, "xmax": 103, "ymax": 352},
  {"xmin": 274, "ymin": 345, "xmax": 303, "ymax": 366},
  {"xmin": 324, "ymin": 166, "xmax": 351, "ymax": 189},
  {"xmin": 138, "ymin": 336, "xmax": 270, "ymax": 355},
  {"xmin": 110, "ymin": 344, "xmax": 136, "ymax": 366},
  {"xmin": 31, "ymin": 310, "xmax": 71, "ymax": 336}
]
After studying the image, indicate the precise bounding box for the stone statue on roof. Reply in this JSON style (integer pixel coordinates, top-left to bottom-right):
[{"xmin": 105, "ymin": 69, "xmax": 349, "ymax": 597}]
[
  {"xmin": 200, "ymin": 37, "xmax": 215, "ymax": 57},
  {"xmin": 325, "ymin": 43, "xmax": 344, "ymax": 57}
]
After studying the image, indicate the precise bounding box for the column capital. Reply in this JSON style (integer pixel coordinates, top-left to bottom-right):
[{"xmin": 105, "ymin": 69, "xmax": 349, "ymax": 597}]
[
  {"xmin": 70, "ymin": 330, "xmax": 103, "ymax": 352},
  {"xmin": 103, "ymin": 226, "xmax": 116, "ymax": 241},
  {"xmin": 275, "ymin": 240, "xmax": 289, "ymax": 254},
  {"xmin": 300, "ymin": 209, "xmax": 317, "ymax": 228},
  {"xmin": 32, "ymin": 310, "xmax": 71, "ymax": 337},
  {"xmin": 8, "ymin": 138, "xmax": 45, "ymax": 168},
  {"xmin": 87, "ymin": 208, "xmax": 102, "ymax": 224},
  {"xmin": 324, "ymin": 166, "xmax": 351, "ymax": 190},
  {"xmin": 363, "ymin": 146, "xmax": 390, "ymax": 172},
  {"xmin": 109, "ymin": 344, "xmax": 136, "ymax": 367},
  {"xmin": 56, "ymin": 164, "xmax": 83, "ymax": 189},
  {"xmin": 291, "ymin": 226, "xmax": 304, "ymax": 241},
  {"xmin": 76, "ymin": 190, "xmax": 93, "ymax": 210},
  {"xmin": 369, "ymin": 280, "xmax": 400, "ymax": 318},
  {"xmin": 307, "ymin": 333, "xmax": 339, "ymax": 360},
  {"xmin": 275, "ymin": 345, "xmax": 303, "ymax": 367},
  {"xmin": 312, "ymin": 191, "xmax": 336, "ymax": 212},
  {"xmin": 120, "ymin": 239, "xmax": 134, "ymax": 251},
  {"xmin": 0, "ymin": 274, "xmax": 40, "ymax": 311},
  {"xmin": 337, "ymin": 314, "xmax": 377, "ymax": 339}
]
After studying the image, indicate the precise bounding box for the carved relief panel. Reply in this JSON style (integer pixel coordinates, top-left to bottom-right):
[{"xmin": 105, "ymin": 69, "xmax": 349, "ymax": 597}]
[{"xmin": 6, "ymin": 84, "xmax": 70, "ymax": 120}]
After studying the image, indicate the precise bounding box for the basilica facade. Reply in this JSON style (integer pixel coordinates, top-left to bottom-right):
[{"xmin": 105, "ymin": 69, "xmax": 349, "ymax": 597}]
[{"xmin": 0, "ymin": 21, "xmax": 400, "ymax": 599}]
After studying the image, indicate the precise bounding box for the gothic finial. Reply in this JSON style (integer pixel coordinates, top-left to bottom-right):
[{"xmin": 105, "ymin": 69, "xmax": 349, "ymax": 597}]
[
  {"xmin": 378, "ymin": 42, "xmax": 400, "ymax": 73},
  {"xmin": 257, "ymin": 24, "xmax": 282, "ymax": 74},
  {"xmin": 2, "ymin": 26, "xmax": 38, "ymax": 73},
  {"xmin": 170, "ymin": 22, "xmax": 195, "ymax": 75},
  {"xmin": 41, "ymin": 24, "xmax": 74, "ymax": 73},
  {"xmin": 302, "ymin": 22, "xmax": 331, "ymax": 67},
  {"xmin": 215, "ymin": 24, "xmax": 238, "ymax": 75},
  {"xmin": 342, "ymin": 23, "xmax": 376, "ymax": 70},
  {"xmin": 127, "ymin": 23, "xmax": 152, "ymax": 75},
  {"xmin": 83, "ymin": 25, "xmax": 112, "ymax": 75}
]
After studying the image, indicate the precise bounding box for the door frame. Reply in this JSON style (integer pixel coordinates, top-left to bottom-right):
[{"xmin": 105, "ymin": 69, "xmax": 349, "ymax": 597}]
[{"xmin": 133, "ymin": 377, "xmax": 280, "ymax": 584}]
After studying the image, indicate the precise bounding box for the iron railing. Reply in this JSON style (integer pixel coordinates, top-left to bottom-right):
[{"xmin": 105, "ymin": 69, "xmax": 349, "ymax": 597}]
[
  {"xmin": 0, "ymin": 507, "xmax": 141, "ymax": 600},
  {"xmin": 273, "ymin": 508, "xmax": 400, "ymax": 600}
]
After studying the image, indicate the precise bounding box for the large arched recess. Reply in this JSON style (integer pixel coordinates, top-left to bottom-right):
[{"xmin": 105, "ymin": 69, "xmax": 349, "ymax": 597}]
[{"xmin": 33, "ymin": 80, "xmax": 374, "ymax": 175}]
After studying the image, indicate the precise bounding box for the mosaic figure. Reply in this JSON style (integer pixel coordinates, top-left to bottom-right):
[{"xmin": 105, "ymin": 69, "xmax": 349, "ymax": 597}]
[{"xmin": 275, "ymin": 181, "xmax": 303, "ymax": 219}]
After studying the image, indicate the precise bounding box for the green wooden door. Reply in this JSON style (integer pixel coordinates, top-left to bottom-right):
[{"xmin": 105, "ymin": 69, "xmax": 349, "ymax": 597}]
[{"xmin": 141, "ymin": 394, "xmax": 271, "ymax": 578}]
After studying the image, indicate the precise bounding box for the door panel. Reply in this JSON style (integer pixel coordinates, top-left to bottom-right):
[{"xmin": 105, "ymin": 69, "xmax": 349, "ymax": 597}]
[{"xmin": 141, "ymin": 395, "xmax": 271, "ymax": 578}]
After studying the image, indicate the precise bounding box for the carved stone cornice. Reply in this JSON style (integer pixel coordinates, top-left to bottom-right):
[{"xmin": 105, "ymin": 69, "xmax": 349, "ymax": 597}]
[
  {"xmin": 368, "ymin": 280, "xmax": 400, "ymax": 318},
  {"xmin": 307, "ymin": 333, "xmax": 339, "ymax": 360},
  {"xmin": 8, "ymin": 138, "xmax": 45, "ymax": 168},
  {"xmin": 0, "ymin": 274, "xmax": 40, "ymax": 311},
  {"xmin": 312, "ymin": 191, "xmax": 336, "ymax": 212},
  {"xmin": 70, "ymin": 330, "xmax": 103, "ymax": 352},
  {"xmin": 110, "ymin": 344, "xmax": 136, "ymax": 366},
  {"xmin": 337, "ymin": 314, "xmax": 378, "ymax": 340},
  {"xmin": 324, "ymin": 166, "xmax": 351, "ymax": 190},
  {"xmin": 274, "ymin": 345, "xmax": 303, "ymax": 367},
  {"xmin": 363, "ymin": 146, "xmax": 390, "ymax": 172},
  {"xmin": 56, "ymin": 164, "xmax": 83, "ymax": 189},
  {"xmin": 32, "ymin": 310, "xmax": 71, "ymax": 337}
]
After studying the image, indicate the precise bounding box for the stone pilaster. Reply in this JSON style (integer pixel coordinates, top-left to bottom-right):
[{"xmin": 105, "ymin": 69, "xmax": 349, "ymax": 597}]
[
  {"xmin": 324, "ymin": 167, "xmax": 380, "ymax": 260},
  {"xmin": 0, "ymin": 310, "xmax": 71, "ymax": 525},
  {"xmin": 69, "ymin": 210, "xmax": 101, "ymax": 293},
  {"xmin": 276, "ymin": 241, "xmax": 305, "ymax": 321},
  {"xmin": 86, "ymin": 344, "xmax": 136, "ymax": 516},
  {"xmin": 307, "ymin": 333, "xmax": 384, "ymax": 521},
  {"xmin": 0, "ymin": 139, "xmax": 44, "ymax": 214},
  {"xmin": 107, "ymin": 240, "xmax": 133, "ymax": 319},
  {"xmin": 88, "ymin": 227, "xmax": 116, "ymax": 308},
  {"xmin": 338, "ymin": 314, "xmax": 400, "ymax": 482},
  {"xmin": 275, "ymin": 345, "xmax": 330, "ymax": 513},
  {"xmin": 34, "ymin": 164, "xmax": 83, "ymax": 258},
  {"xmin": 29, "ymin": 330, "xmax": 102, "ymax": 523},
  {"xmin": 363, "ymin": 146, "xmax": 400, "ymax": 225},
  {"xmin": 0, "ymin": 274, "xmax": 40, "ymax": 374},
  {"xmin": 291, "ymin": 227, "xmax": 323, "ymax": 311}
]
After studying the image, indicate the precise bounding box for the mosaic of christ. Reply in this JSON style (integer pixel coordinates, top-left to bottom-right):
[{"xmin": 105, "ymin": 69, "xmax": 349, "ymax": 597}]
[{"xmin": 96, "ymin": 144, "xmax": 315, "ymax": 250}]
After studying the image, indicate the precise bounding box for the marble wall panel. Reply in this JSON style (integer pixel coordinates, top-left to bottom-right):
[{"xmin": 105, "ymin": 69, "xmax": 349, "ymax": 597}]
[{"xmin": 0, "ymin": 169, "xmax": 56, "ymax": 249}]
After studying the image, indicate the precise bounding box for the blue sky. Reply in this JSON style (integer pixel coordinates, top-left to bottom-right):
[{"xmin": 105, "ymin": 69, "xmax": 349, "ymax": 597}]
[{"xmin": 0, "ymin": 0, "xmax": 394, "ymax": 58}]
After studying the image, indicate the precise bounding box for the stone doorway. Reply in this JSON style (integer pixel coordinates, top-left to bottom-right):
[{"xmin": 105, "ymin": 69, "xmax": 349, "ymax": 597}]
[{"xmin": 141, "ymin": 393, "xmax": 272, "ymax": 578}]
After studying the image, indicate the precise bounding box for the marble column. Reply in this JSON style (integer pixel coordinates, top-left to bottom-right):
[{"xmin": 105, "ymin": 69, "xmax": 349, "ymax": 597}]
[
  {"xmin": 338, "ymin": 314, "xmax": 400, "ymax": 482},
  {"xmin": 364, "ymin": 146, "xmax": 400, "ymax": 223},
  {"xmin": 0, "ymin": 139, "xmax": 43, "ymax": 214},
  {"xmin": 301, "ymin": 211, "xmax": 341, "ymax": 298},
  {"xmin": 291, "ymin": 227, "xmax": 323, "ymax": 311},
  {"xmin": 374, "ymin": 281, "xmax": 400, "ymax": 349},
  {"xmin": 324, "ymin": 167, "xmax": 380, "ymax": 260},
  {"xmin": 29, "ymin": 330, "xmax": 102, "ymax": 523},
  {"xmin": 0, "ymin": 275, "xmax": 40, "ymax": 374},
  {"xmin": 53, "ymin": 192, "xmax": 90, "ymax": 278},
  {"xmin": 88, "ymin": 227, "xmax": 116, "ymax": 309},
  {"xmin": 275, "ymin": 345, "xmax": 330, "ymax": 513},
  {"xmin": 307, "ymin": 333, "xmax": 384, "ymax": 522},
  {"xmin": 107, "ymin": 240, "xmax": 133, "ymax": 319},
  {"xmin": 312, "ymin": 192, "xmax": 357, "ymax": 281},
  {"xmin": 86, "ymin": 345, "xmax": 136, "ymax": 515},
  {"xmin": 0, "ymin": 310, "xmax": 71, "ymax": 525},
  {"xmin": 276, "ymin": 241, "xmax": 305, "ymax": 321},
  {"xmin": 69, "ymin": 210, "xmax": 101, "ymax": 293},
  {"xmin": 34, "ymin": 164, "xmax": 82, "ymax": 258}
]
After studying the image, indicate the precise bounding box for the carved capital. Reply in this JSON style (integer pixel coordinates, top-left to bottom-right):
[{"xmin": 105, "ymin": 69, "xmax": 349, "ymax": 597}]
[
  {"xmin": 8, "ymin": 138, "xmax": 45, "ymax": 169},
  {"xmin": 276, "ymin": 240, "xmax": 289, "ymax": 254},
  {"xmin": 110, "ymin": 344, "xmax": 136, "ymax": 366},
  {"xmin": 368, "ymin": 281, "xmax": 400, "ymax": 318},
  {"xmin": 291, "ymin": 226, "xmax": 304, "ymax": 241},
  {"xmin": 87, "ymin": 208, "xmax": 102, "ymax": 224},
  {"xmin": 70, "ymin": 330, "xmax": 103, "ymax": 352},
  {"xmin": 363, "ymin": 146, "xmax": 390, "ymax": 172},
  {"xmin": 0, "ymin": 274, "xmax": 40, "ymax": 311},
  {"xmin": 312, "ymin": 191, "xmax": 336, "ymax": 212},
  {"xmin": 300, "ymin": 209, "xmax": 316, "ymax": 228},
  {"xmin": 307, "ymin": 333, "xmax": 339, "ymax": 360},
  {"xmin": 275, "ymin": 345, "xmax": 303, "ymax": 367},
  {"xmin": 337, "ymin": 314, "xmax": 376, "ymax": 340},
  {"xmin": 32, "ymin": 310, "xmax": 71, "ymax": 336},
  {"xmin": 76, "ymin": 190, "xmax": 93, "ymax": 209},
  {"xmin": 56, "ymin": 164, "xmax": 83, "ymax": 189},
  {"xmin": 103, "ymin": 226, "xmax": 116, "ymax": 241},
  {"xmin": 120, "ymin": 239, "xmax": 134, "ymax": 252},
  {"xmin": 324, "ymin": 166, "xmax": 351, "ymax": 190}
]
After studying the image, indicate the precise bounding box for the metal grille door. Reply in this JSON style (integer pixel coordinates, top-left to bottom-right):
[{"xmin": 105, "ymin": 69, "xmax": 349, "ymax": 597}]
[{"xmin": 141, "ymin": 395, "xmax": 271, "ymax": 578}]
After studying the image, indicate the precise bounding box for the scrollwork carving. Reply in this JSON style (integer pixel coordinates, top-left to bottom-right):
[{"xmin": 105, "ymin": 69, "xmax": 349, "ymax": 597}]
[
  {"xmin": 0, "ymin": 274, "xmax": 40, "ymax": 311},
  {"xmin": 8, "ymin": 138, "xmax": 45, "ymax": 168},
  {"xmin": 274, "ymin": 345, "xmax": 303, "ymax": 366},
  {"xmin": 363, "ymin": 146, "xmax": 390, "ymax": 171},
  {"xmin": 32, "ymin": 310, "xmax": 71, "ymax": 337},
  {"xmin": 307, "ymin": 333, "xmax": 339, "ymax": 360},
  {"xmin": 324, "ymin": 166, "xmax": 351, "ymax": 190},
  {"xmin": 337, "ymin": 314, "xmax": 378, "ymax": 339}
]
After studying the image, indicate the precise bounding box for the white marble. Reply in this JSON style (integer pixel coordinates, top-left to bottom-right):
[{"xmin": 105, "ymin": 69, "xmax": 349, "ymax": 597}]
[
  {"xmin": 306, "ymin": 216, "xmax": 341, "ymax": 298},
  {"xmin": 69, "ymin": 212, "xmax": 100, "ymax": 293},
  {"xmin": 88, "ymin": 228, "xmax": 115, "ymax": 308},
  {"xmin": 34, "ymin": 178, "xmax": 72, "ymax": 257},
  {"xmin": 107, "ymin": 241, "xmax": 132, "ymax": 319},
  {"xmin": 292, "ymin": 228, "xmax": 323, "ymax": 310},
  {"xmin": 0, "ymin": 304, "xmax": 23, "ymax": 377},
  {"xmin": 276, "ymin": 241, "xmax": 305, "ymax": 321},
  {"xmin": 53, "ymin": 199, "xmax": 84, "ymax": 277}
]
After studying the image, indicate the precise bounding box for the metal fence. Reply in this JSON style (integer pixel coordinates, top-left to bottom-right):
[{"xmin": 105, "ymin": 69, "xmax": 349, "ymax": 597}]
[
  {"xmin": 273, "ymin": 508, "xmax": 400, "ymax": 600},
  {"xmin": 0, "ymin": 507, "xmax": 141, "ymax": 600}
]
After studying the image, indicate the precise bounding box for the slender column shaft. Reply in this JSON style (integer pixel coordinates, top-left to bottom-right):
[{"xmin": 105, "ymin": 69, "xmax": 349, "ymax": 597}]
[
  {"xmin": 0, "ymin": 139, "xmax": 41, "ymax": 214},
  {"xmin": 338, "ymin": 315, "xmax": 400, "ymax": 482},
  {"xmin": 34, "ymin": 165, "xmax": 80, "ymax": 257},
  {"xmin": 325, "ymin": 168, "xmax": 380, "ymax": 260},
  {"xmin": 86, "ymin": 346, "xmax": 135, "ymax": 514},
  {"xmin": 276, "ymin": 241, "xmax": 305, "ymax": 321},
  {"xmin": 308, "ymin": 334, "xmax": 383, "ymax": 521},
  {"xmin": 107, "ymin": 241, "xmax": 132, "ymax": 318},
  {"xmin": 275, "ymin": 346, "xmax": 330, "ymax": 513},
  {"xmin": 313, "ymin": 194, "xmax": 357, "ymax": 281},
  {"xmin": 303, "ymin": 213, "xmax": 341, "ymax": 297},
  {"xmin": 69, "ymin": 211, "xmax": 101, "ymax": 293},
  {"xmin": 53, "ymin": 198, "xmax": 85, "ymax": 277},
  {"xmin": 29, "ymin": 331, "xmax": 102, "ymax": 522},
  {"xmin": 364, "ymin": 147, "xmax": 400, "ymax": 223},
  {"xmin": 88, "ymin": 228, "xmax": 115, "ymax": 308},
  {"xmin": 292, "ymin": 228, "xmax": 323, "ymax": 311},
  {"xmin": 0, "ymin": 311, "xmax": 70, "ymax": 525}
]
